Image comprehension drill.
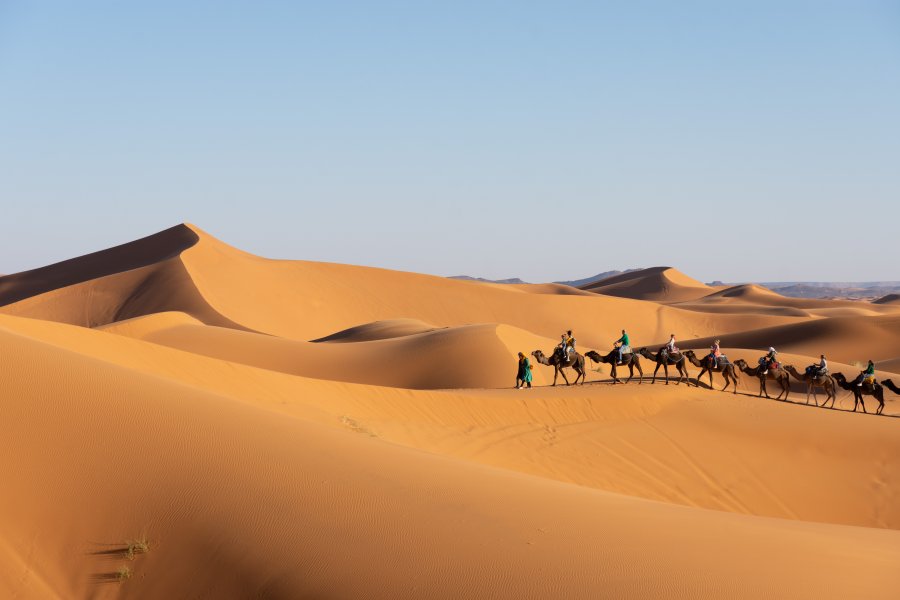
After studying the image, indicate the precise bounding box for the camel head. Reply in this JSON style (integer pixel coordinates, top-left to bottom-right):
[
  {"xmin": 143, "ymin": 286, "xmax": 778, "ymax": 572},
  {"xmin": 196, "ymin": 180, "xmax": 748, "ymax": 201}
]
[
  {"xmin": 584, "ymin": 350, "xmax": 602, "ymax": 364},
  {"xmin": 682, "ymin": 349, "xmax": 696, "ymax": 358},
  {"xmin": 733, "ymin": 358, "xmax": 748, "ymax": 369}
]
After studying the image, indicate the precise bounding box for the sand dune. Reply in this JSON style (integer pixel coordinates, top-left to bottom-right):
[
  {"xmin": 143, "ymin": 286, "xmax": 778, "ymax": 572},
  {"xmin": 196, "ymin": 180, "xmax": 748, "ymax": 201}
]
[
  {"xmin": 5, "ymin": 324, "xmax": 900, "ymax": 599},
  {"xmin": 100, "ymin": 313, "xmax": 559, "ymax": 389},
  {"xmin": 1, "ymin": 225, "xmax": 802, "ymax": 349},
  {"xmin": 310, "ymin": 318, "xmax": 443, "ymax": 342},
  {"xmin": 676, "ymin": 314, "xmax": 900, "ymax": 365},
  {"xmin": 2, "ymin": 225, "xmax": 900, "ymax": 599},
  {"xmin": 874, "ymin": 293, "xmax": 900, "ymax": 305},
  {"xmin": 694, "ymin": 283, "xmax": 900, "ymax": 314},
  {"xmin": 0, "ymin": 224, "xmax": 198, "ymax": 306},
  {"xmin": 581, "ymin": 266, "xmax": 713, "ymax": 302}
]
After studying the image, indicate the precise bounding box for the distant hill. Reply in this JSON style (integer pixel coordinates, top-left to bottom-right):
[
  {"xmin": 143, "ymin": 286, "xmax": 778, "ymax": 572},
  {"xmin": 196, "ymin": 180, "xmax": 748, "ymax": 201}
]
[
  {"xmin": 450, "ymin": 269, "xmax": 639, "ymax": 287},
  {"xmin": 714, "ymin": 281, "xmax": 900, "ymax": 300},
  {"xmin": 449, "ymin": 275, "xmax": 528, "ymax": 285}
]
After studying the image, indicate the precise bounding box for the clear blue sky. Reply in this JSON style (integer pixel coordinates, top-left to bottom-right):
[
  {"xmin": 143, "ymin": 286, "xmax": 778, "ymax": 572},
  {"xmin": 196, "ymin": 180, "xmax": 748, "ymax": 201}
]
[{"xmin": 2, "ymin": 1, "xmax": 898, "ymax": 282}]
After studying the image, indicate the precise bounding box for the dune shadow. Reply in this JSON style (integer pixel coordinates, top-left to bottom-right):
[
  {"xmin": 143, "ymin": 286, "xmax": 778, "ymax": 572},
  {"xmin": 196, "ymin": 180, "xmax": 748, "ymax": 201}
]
[{"xmin": 89, "ymin": 546, "xmax": 132, "ymax": 560}]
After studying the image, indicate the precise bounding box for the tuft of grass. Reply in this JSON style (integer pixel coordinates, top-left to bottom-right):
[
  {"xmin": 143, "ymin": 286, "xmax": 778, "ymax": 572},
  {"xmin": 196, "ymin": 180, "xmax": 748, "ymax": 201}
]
[
  {"xmin": 116, "ymin": 566, "xmax": 132, "ymax": 582},
  {"xmin": 125, "ymin": 539, "xmax": 150, "ymax": 560}
]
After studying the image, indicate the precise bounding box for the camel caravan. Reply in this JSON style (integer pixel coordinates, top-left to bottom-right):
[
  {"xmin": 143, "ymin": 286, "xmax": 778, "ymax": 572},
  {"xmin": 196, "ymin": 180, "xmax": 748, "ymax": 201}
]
[{"xmin": 525, "ymin": 331, "xmax": 895, "ymax": 415}]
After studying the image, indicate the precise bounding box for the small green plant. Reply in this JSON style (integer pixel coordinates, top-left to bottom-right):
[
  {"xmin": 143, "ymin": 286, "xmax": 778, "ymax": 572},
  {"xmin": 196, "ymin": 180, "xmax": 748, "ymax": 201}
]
[
  {"xmin": 116, "ymin": 566, "xmax": 132, "ymax": 582},
  {"xmin": 125, "ymin": 539, "xmax": 150, "ymax": 560}
]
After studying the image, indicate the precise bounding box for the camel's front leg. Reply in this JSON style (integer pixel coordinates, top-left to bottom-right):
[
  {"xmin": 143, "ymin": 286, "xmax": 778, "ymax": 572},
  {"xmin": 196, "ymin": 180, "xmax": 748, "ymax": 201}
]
[{"xmin": 560, "ymin": 367, "xmax": 571, "ymax": 386}]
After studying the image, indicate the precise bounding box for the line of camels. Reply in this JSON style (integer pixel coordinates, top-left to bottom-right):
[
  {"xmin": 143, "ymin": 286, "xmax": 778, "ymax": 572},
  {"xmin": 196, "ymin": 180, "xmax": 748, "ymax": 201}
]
[{"xmin": 530, "ymin": 346, "xmax": 897, "ymax": 416}]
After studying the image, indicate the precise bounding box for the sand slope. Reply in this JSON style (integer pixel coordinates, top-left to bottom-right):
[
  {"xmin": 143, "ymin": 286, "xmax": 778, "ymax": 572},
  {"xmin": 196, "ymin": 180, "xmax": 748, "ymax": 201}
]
[
  {"xmin": 2, "ymin": 225, "xmax": 900, "ymax": 599},
  {"xmin": 100, "ymin": 312, "xmax": 559, "ymax": 389},
  {"xmin": 2, "ymin": 318, "xmax": 900, "ymax": 599}
]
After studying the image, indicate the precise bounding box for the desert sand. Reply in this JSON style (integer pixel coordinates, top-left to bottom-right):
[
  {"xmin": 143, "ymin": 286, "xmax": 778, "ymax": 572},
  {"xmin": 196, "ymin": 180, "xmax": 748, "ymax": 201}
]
[{"xmin": 1, "ymin": 224, "xmax": 899, "ymax": 598}]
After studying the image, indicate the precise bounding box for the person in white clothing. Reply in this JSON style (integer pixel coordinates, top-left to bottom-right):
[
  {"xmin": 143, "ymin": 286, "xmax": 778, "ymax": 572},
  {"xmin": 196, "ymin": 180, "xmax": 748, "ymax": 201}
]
[{"xmin": 665, "ymin": 334, "xmax": 678, "ymax": 353}]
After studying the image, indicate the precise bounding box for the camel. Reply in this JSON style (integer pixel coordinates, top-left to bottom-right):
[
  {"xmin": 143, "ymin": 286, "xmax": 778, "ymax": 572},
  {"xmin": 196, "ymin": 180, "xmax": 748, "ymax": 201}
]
[
  {"xmin": 783, "ymin": 365, "xmax": 836, "ymax": 407},
  {"xmin": 833, "ymin": 372, "xmax": 885, "ymax": 415},
  {"xmin": 638, "ymin": 347, "xmax": 691, "ymax": 385},
  {"xmin": 682, "ymin": 350, "xmax": 739, "ymax": 393},
  {"xmin": 733, "ymin": 358, "xmax": 791, "ymax": 400},
  {"xmin": 882, "ymin": 379, "xmax": 900, "ymax": 397},
  {"xmin": 585, "ymin": 349, "xmax": 643, "ymax": 384},
  {"xmin": 531, "ymin": 349, "xmax": 586, "ymax": 386}
]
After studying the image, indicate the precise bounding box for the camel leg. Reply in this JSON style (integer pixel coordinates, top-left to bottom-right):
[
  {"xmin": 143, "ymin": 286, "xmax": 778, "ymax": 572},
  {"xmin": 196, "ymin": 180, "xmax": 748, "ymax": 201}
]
[
  {"xmin": 697, "ymin": 369, "xmax": 708, "ymax": 389},
  {"xmin": 552, "ymin": 366, "xmax": 559, "ymax": 387},
  {"xmin": 636, "ymin": 363, "xmax": 643, "ymax": 384},
  {"xmin": 624, "ymin": 364, "xmax": 634, "ymax": 384},
  {"xmin": 610, "ymin": 363, "xmax": 620, "ymax": 385},
  {"xmin": 652, "ymin": 363, "xmax": 661, "ymax": 384},
  {"xmin": 560, "ymin": 368, "xmax": 571, "ymax": 386},
  {"xmin": 663, "ymin": 363, "xmax": 669, "ymax": 385}
]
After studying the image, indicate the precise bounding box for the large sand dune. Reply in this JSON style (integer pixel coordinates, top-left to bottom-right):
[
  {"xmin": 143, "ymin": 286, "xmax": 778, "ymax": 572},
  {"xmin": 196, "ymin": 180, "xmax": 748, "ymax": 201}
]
[
  {"xmin": 581, "ymin": 266, "xmax": 714, "ymax": 302},
  {"xmin": 1, "ymin": 225, "xmax": 899, "ymax": 598}
]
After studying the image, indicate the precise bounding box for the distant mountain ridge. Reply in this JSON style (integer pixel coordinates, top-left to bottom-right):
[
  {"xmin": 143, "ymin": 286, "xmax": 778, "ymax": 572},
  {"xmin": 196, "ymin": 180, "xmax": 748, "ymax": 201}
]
[
  {"xmin": 449, "ymin": 270, "xmax": 638, "ymax": 287},
  {"xmin": 449, "ymin": 275, "xmax": 528, "ymax": 284},
  {"xmin": 449, "ymin": 271, "xmax": 900, "ymax": 301},
  {"xmin": 713, "ymin": 281, "xmax": 900, "ymax": 299}
]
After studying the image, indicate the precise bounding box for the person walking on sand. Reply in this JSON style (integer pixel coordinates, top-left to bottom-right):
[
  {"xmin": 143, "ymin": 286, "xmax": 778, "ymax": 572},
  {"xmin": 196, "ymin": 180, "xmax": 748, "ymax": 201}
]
[{"xmin": 516, "ymin": 352, "xmax": 533, "ymax": 389}]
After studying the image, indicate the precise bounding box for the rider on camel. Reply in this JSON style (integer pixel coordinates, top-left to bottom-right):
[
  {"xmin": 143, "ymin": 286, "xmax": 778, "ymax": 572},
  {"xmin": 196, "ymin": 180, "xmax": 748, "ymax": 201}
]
[
  {"xmin": 615, "ymin": 329, "xmax": 631, "ymax": 365},
  {"xmin": 857, "ymin": 360, "xmax": 876, "ymax": 387},
  {"xmin": 806, "ymin": 354, "xmax": 827, "ymax": 379},
  {"xmin": 557, "ymin": 331, "xmax": 575, "ymax": 362},
  {"xmin": 708, "ymin": 339, "xmax": 721, "ymax": 368},
  {"xmin": 664, "ymin": 334, "xmax": 678, "ymax": 357},
  {"xmin": 761, "ymin": 347, "xmax": 778, "ymax": 375}
]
